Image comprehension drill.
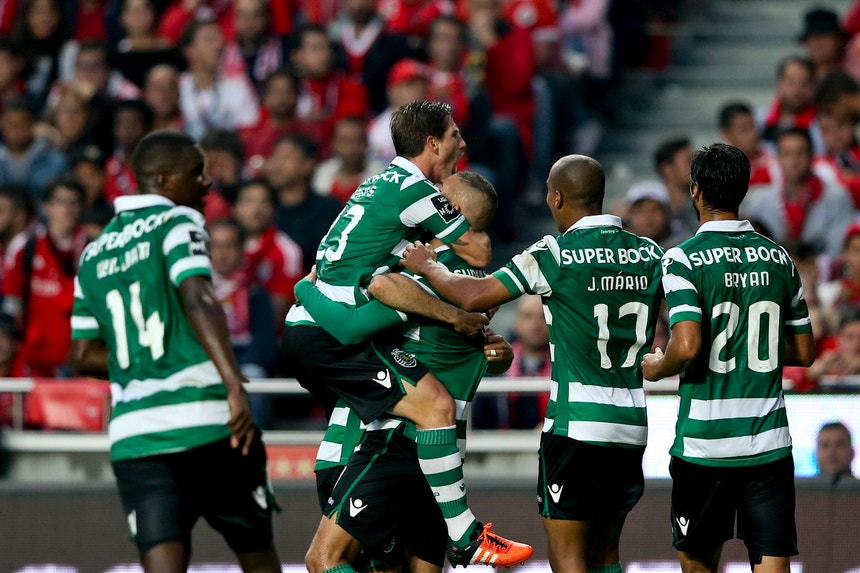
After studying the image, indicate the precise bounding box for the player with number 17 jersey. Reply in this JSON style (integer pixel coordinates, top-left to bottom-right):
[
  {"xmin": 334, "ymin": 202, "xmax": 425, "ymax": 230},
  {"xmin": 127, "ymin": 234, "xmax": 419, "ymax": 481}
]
[
  {"xmin": 72, "ymin": 195, "xmax": 228, "ymax": 462},
  {"xmin": 494, "ymin": 218, "xmax": 664, "ymax": 447}
]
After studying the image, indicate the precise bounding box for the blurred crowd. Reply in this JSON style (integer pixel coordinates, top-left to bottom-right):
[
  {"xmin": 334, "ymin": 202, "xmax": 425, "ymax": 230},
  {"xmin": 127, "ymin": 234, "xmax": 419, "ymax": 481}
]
[{"xmin": 0, "ymin": 0, "xmax": 661, "ymax": 427}]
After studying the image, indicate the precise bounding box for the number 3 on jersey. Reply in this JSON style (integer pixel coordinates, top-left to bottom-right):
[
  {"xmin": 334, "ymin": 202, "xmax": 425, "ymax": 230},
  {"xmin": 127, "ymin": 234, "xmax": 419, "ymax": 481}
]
[
  {"xmin": 323, "ymin": 204, "xmax": 365, "ymax": 262},
  {"xmin": 106, "ymin": 282, "xmax": 165, "ymax": 369}
]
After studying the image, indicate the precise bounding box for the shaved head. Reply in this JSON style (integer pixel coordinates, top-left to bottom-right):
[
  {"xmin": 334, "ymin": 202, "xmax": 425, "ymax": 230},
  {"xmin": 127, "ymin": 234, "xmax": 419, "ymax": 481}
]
[
  {"xmin": 133, "ymin": 130, "xmax": 199, "ymax": 181},
  {"xmin": 548, "ymin": 155, "xmax": 605, "ymax": 208}
]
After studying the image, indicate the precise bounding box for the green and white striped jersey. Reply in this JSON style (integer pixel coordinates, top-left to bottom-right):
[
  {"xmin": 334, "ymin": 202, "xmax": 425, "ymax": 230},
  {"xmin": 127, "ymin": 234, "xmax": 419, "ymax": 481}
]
[
  {"xmin": 314, "ymin": 248, "xmax": 488, "ymax": 471},
  {"xmin": 71, "ymin": 195, "xmax": 230, "ymax": 462},
  {"xmin": 661, "ymin": 220, "xmax": 812, "ymax": 467},
  {"xmin": 491, "ymin": 215, "xmax": 664, "ymax": 448},
  {"xmin": 294, "ymin": 157, "xmax": 469, "ymax": 320}
]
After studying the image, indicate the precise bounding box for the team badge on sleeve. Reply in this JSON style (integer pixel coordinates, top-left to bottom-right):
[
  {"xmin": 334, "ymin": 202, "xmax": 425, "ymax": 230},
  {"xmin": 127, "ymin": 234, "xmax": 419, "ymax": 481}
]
[
  {"xmin": 188, "ymin": 230, "xmax": 209, "ymax": 256},
  {"xmin": 431, "ymin": 195, "xmax": 459, "ymax": 223}
]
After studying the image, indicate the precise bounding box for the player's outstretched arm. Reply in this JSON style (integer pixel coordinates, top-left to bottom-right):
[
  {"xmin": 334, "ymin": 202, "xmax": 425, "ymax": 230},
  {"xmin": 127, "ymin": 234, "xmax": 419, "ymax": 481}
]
[
  {"xmin": 449, "ymin": 228, "xmax": 492, "ymax": 269},
  {"xmin": 401, "ymin": 242, "xmax": 513, "ymax": 311},
  {"xmin": 71, "ymin": 339, "xmax": 109, "ymax": 378},
  {"xmin": 179, "ymin": 275, "xmax": 255, "ymax": 455},
  {"xmin": 641, "ymin": 320, "xmax": 701, "ymax": 381}
]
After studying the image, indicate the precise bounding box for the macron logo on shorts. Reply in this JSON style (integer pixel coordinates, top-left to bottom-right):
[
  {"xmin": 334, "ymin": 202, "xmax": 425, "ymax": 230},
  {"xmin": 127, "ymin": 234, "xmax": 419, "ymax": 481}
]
[
  {"xmin": 548, "ymin": 483, "xmax": 563, "ymax": 503},
  {"xmin": 127, "ymin": 510, "xmax": 137, "ymax": 538},
  {"xmin": 373, "ymin": 370, "xmax": 391, "ymax": 388},
  {"xmin": 349, "ymin": 498, "xmax": 369, "ymax": 517},
  {"xmin": 676, "ymin": 516, "xmax": 690, "ymax": 536},
  {"xmin": 252, "ymin": 486, "xmax": 268, "ymax": 510}
]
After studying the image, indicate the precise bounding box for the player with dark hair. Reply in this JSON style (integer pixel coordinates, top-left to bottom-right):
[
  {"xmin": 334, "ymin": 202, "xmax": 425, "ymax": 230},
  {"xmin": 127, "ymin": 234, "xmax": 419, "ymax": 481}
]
[
  {"xmin": 71, "ymin": 130, "xmax": 281, "ymax": 573},
  {"xmin": 642, "ymin": 142, "xmax": 816, "ymax": 573},
  {"xmin": 400, "ymin": 155, "xmax": 664, "ymax": 573}
]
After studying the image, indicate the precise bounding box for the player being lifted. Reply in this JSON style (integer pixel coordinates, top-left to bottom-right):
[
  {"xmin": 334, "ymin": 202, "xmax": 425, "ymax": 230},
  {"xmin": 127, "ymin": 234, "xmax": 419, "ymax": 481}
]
[
  {"xmin": 400, "ymin": 155, "xmax": 664, "ymax": 573},
  {"xmin": 281, "ymin": 100, "xmax": 533, "ymax": 567},
  {"xmin": 641, "ymin": 143, "xmax": 816, "ymax": 573},
  {"xmin": 71, "ymin": 130, "xmax": 281, "ymax": 573}
]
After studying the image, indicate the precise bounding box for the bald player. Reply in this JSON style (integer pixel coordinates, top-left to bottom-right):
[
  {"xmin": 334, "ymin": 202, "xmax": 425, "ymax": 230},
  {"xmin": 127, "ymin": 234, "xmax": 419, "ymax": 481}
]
[{"xmin": 395, "ymin": 155, "xmax": 665, "ymax": 573}]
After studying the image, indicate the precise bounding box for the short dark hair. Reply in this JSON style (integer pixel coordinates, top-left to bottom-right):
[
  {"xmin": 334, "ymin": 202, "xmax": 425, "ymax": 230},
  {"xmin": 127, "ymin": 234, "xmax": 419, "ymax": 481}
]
[
  {"xmin": 200, "ymin": 129, "xmax": 246, "ymax": 160},
  {"xmin": 456, "ymin": 171, "xmax": 497, "ymax": 231},
  {"xmin": 236, "ymin": 177, "xmax": 277, "ymax": 206},
  {"xmin": 777, "ymin": 55, "xmax": 814, "ymax": 80},
  {"xmin": 428, "ymin": 14, "xmax": 465, "ymax": 42},
  {"xmin": 390, "ymin": 100, "xmax": 453, "ymax": 158},
  {"xmin": 718, "ymin": 102, "xmax": 754, "ymax": 130},
  {"xmin": 294, "ymin": 23, "xmax": 328, "ymax": 48},
  {"xmin": 274, "ymin": 132, "xmax": 318, "ymax": 160},
  {"xmin": 114, "ymin": 99, "xmax": 155, "ymax": 128},
  {"xmin": 1, "ymin": 94, "xmax": 35, "ymax": 118},
  {"xmin": 209, "ymin": 217, "xmax": 246, "ymax": 245},
  {"xmin": 815, "ymin": 70, "xmax": 860, "ymax": 115},
  {"xmin": 819, "ymin": 421, "xmax": 852, "ymax": 443},
  {"xmin": 690, "ymin": 143, "xmax": 750, "ymax": 213},
  {"xmin": 776, "ymin": 127, "xmax": 813, "ymax": 152},
  {"xmin": 132, "ymin": 129, "xmax": 199, "ymax": 179},
  {"xmin": 42, "ymin": 174, "xmax": 86, "ymax": 204},
  {"xmin": 262, "ymin": 66, "xmax": 299, "ymax": 93},
  {"xmin": 180, "ymin": 19, "xmax": 218, "ymax": 50},
  {"xmin": 654, "ymin": 137, "xmax": 691, "ymax": 171},
  {"xmin": 0, "ymin": 184, "xmax": 33, "ymax": 219}
]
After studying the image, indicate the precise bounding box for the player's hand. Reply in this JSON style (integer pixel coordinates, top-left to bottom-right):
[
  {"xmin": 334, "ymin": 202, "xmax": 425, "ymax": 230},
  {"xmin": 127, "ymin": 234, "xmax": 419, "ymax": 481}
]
[
  {"xmin": 401, "ymin": 241, "xmax": 437, "ymax": 275},
  {"xmin": 641, "ymin": 347, "xmax": 664, "ymax": 381},
  {"xmin": 453, "ymin": 308, "xmax": 489, "ymax": 337},
  {"xmin": 305, "ymin": 265, "xmax": 317, "ymax": 284},
  {"xmin": 226, "ymin": 385, "xmax": 256, "ymax": 455},
  {"xmin": 484, "ymin": 331, "xmax": 513, "ymax": 364}
]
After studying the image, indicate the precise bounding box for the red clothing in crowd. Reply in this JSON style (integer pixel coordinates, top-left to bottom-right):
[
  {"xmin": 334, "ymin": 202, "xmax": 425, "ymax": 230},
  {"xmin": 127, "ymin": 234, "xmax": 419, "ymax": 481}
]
[
  {"xmin": 239, "ymin": 113, "xmax": 331, "ymax": 168},
  {"xmin": 762, "ymin": 98, "xmax": 817, "ymax": 133},
  {"xmin": 483, "ymin": 23, "xmax": 536, "ymax": 154},
  {"xmin": 1, "ymin": 227, "xmax": 86, "ymax": 376},
  {"xmin": 0, "ymin": 0, "xmax": 17, "ymax": 35},
  {"xmin": 814, "ymin": 148, "xmax": 860, "ymax": 208},
  {"xmin": 243, "ymin": 226, "xmax": 303, "ymax": 306},
  {"xmin": 203, "ymin": 189, "xmax": 233, "ymax": 225},
  {"xmin": 504, "ymin": 0, "xmax": 559, "ymax": 39},
  {"xmin": 748, "ymin": 147, "xmax": 779, "ymax": 186},
  {"xmin": 104, "ymin": 151, "xmax": 137, "ymax": 203},
  {"xmin": 380, "ymin": 0, "xmax": 454, "ymax": 37},
  {"xmin": 295, "ymin": 72, "xmax": 369, "ymax": 150},
  {"xmin": 73, "ymin": 1, "xmax": 107, "ymax": 41},
  {"xmin": 428, "ymin": 68, "xmax": 471, "ymax": 126},
  {"xmin": 159, "ymin": 0, "xmax": 235, "ymax": 45},
  {"xmin": 300, "ymin": 0, "xmax": 339, "ymax": 25},
  {"xmin": 505, "ymin": 340, "xmax": 551, "ymax": 420},
  {"xmin": 338, "ymin": 18, "xmax": 386, "ymax": 76}
]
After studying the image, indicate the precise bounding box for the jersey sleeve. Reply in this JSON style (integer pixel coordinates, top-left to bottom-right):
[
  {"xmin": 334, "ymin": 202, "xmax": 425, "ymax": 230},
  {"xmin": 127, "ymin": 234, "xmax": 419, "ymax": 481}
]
[
  {"xmin": 294, "ymin": 278, "xmax": 406, "ymax": 345},
  {"xmin": 662, "ymin": 246, "xmax": 702, "ymax": 327},
  {"xmin": 398, "ymin": 182, "xmax": 470, "ymax": 245},
  {"xmin": 785, "ymin": 260, "xmax": 813, "ymax": 335},
  {"xmin": 71, "ymin": 276, "xmax": 101, "ymax": 340},
  {"xmin": 491, "ymin": 236, "xmax": 558, "ymax": 298},
  {"xmin": 161, "ymin": 209, "xmax": 212, "ymax": 287}
]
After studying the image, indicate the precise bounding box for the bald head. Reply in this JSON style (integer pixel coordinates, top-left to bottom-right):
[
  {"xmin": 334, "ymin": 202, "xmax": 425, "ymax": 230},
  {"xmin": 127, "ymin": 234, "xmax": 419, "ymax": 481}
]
[{"xmin": 548, "ymin": 155, "xmax": 605, "ymax": 208}]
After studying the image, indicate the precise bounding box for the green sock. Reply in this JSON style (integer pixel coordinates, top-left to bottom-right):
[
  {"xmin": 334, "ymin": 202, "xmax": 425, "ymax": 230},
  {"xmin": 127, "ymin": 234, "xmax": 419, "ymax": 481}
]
[
  {"xmin": 322, "ymin": 565, "xmax": 356, "ymax": 573},
  {"xmin": 587, "ymin": 564, "xmax": 622, "ymax": 573},
  {"xmin": 416, "ymin": 425, "xmax": 478, "ymax": 546}
]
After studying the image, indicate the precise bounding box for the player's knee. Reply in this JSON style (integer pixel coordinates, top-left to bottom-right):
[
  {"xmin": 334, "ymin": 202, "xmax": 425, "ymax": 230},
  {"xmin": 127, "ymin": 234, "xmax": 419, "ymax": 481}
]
[
  {"xmin": 304, "ymin": 548, "xmax": 324, "ymax": 573},
  {"xmin": 420, "ymin": 384, "xmax": 456, "ymax": 428}
]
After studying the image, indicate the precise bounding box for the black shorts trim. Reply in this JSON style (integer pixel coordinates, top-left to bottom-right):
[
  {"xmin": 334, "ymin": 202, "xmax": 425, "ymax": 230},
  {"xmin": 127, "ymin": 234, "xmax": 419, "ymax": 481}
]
[
  {"xmin": 670, "ymin": 454, "xmax": 798, "ymax": 564},
  {"xmin": 112, "ymin": 433, "xmax": 275, "ymax": 556},
  {"xmin": 537, "ymin": 432, "xmax": 645, "ymax": 521},
  {"xmin": 281, "ymin": 324, "xmax": 429, "ymax": 423}
]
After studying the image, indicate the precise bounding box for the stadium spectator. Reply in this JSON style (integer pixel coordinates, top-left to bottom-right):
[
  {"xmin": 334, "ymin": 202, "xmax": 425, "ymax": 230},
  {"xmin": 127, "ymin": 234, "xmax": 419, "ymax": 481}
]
[
  {"xmin": 505, "ymin": 0, "xmax": 560, "ymax": 72},
  {"xmin": 12, "ymin": 0, "xmax": 67, "ymax": 106},
  {"xmin": 312, "ymin": 116, "xmax": 384, "ymax": 205},
  {"xmin": 798, "ymin": 8, "xmax": 848, "ymax": 81},
  {"xmin": 38, "ymin": 87, "xmax": 99, "ymax": 159},
  {"xmin": 426, "ymin": 15, "xmax": 471, "ymax": 126},
  {"xmin": 71, "ymin": 0, "xmax": 107, "ymax": 42},
  {"xmin": 472, "ymin": 294, "xmax": 550, "ymax": 430},
  {"xmin": 142, "ymin": 64, "xmax": 183, "ymax": 131},
  {"xmin": 53, "ymin": 39, "xmax": 141, "ymax": 107},
  {"xmin": 622, "ymin": 180, "xmax": 685, "ymax": 248},
  {"xmin": 0, "ymin": 39, "xmax": 26, "ymax": 109},
  {"xmin": 291, "ymin": 24, "xmax": 369, "ymax": 141},
  {"xmin": 265, "ymin": 134, "xmax": 341, "ymax": 271},
  {"xmin": 820, "ymin": 223, "xmax": 860, "ymax": 320},
  {"xmin": 759, "ymin": 56, "xmax": 822, "ymax": 154},
  {"xmin": 158, "ymin": 0, "xmax": 234, "ymax": 46},
  {"xmin": 815, "ymin": 421, "xmax": 857, "ymax": 486},
  {"xmin": 331, "ymin": 0, "xmax": 423, "ymax": 114},
  {"xmin": 233, "ymin": 178, "xmax": 303, "ymax": 331},
  {"xmin": 104, "ymin": 99, "xmax": 153, "ymax": 202},
  {"xmin": 466, "ymin": 0, "xmax": 535, "ymax": 156},
  {"xmin": 719, "ymin": 101, "xmax": 778, "ymax": 185},
  {"xmin": 209, "ymin": 217, "xmax": 278, "ymax": 428},
  {"xmin": 814, "ymin": 108, "xmax": 860, "ymax": 208},
  {"xmin": 240, "ymin": 67, "xmax": 328, "ymax": 170},
  {"xmin": 367, "ymin": 58, "xmax": 431, "ymax": 165},
  {"xmin": 112, "ymin": 0, "xmax": 184, "ymax": 89},
  {"xmin": 199, "ymin": 129, "xmax": 243, "ymax": 223},
  {"xmin": 221, "ymin": 0, "xmax": 287, "ymax": 88},
  {"xmin": 742, "ymin": 127, "xmax": 853, "ymax": 258},
  {"xmin": 178, "ymin": 19, "xmax": 260, "ymax": 140},
  {"xmin": 0, "ymin": 95, "xmax": 69, "ymax": 200},
  {"xmin": 807, "ymin": 311, "xmax": 860, "ymax": 382},
  {"xmin": 0, "ymin": 184, "xmax": 33, "ymax": 265},
  {"xmin": 2, "ymin": 176, "xmax": 86, "ymax": 377},
  {"xmin": 654, "ymin": 136, "xmax": 697, "ymax": 238},
  {"xmin": 69, "ymin": 145, "xmax": 109, "ymax": 213},
  {"xmin": 381, "ymin": 0, "xmax": 453, "ymax": 38}
]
